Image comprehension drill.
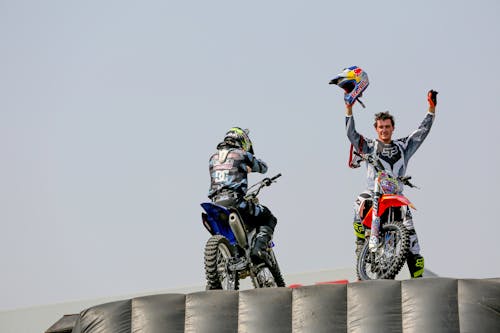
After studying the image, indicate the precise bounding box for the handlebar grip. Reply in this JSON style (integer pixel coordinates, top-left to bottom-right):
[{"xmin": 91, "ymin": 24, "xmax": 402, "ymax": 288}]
[{"xmin": 271, "ymin": 173, "xmax": 282, "ymax": 181}]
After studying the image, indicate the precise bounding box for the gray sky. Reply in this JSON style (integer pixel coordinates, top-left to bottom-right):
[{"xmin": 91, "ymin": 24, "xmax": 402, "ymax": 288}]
[{"xmin": 1, "ymin": 0, "xmax": 499, "ymax": 310}]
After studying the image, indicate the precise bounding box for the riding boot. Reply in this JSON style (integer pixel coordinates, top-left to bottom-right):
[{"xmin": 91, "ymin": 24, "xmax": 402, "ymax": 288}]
[
  {"xmin": 355, "ymin": 238, "xmax": 365, "ymax": 258},
  {"xmin": 353, "ymin": 220, "xmax": 365, "ymax": 258},
  {"xmin": 251, "ymin": 226, "xmax": 273, "ymax": 265},
  {"xmin": 407, "ymin": 253, "xmax": 425, "ymax": 278}
]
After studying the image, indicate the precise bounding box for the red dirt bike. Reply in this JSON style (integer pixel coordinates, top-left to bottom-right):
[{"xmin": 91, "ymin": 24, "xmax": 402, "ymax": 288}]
[{"xmin": 354, "ymin": 151, "xmax": 419, "ymax": 280}]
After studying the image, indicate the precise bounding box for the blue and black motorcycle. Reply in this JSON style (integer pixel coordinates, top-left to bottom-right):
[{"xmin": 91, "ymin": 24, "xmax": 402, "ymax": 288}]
[{"xmin": 201, "ymin": 174, "xmax": 285, "ymax": 290}]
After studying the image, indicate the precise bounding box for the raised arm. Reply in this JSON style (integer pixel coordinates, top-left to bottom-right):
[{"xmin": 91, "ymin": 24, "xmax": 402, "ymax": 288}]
[
  {"xmin": 346, "ymin": 104, "xmax": 353, "ymax": 116},
  {"xmin": 400, "ymin": 90, "xmax": 438, "ymax": 160},
  {"xmin": 345, "ymin": 104, "xmax": 370, "ymax": 153}
]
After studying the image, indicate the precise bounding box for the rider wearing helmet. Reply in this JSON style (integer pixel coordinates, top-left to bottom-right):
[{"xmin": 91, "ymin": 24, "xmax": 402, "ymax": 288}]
[
  {"xmin": 208, "ymin": 127, "xmax": 277, "ymax": 264},
  {"xmin": 343, "ymin": 90, "xmax": 438, "ymax": 278}
]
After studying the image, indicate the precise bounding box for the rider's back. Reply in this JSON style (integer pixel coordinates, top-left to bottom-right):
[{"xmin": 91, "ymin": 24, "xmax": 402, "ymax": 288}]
[
  {"xmin": 209, "ymin": 147, "xmax": 249, "ymax": 199},
  {"xmin": 208, "ymin": 144, "xmax": 268, "ymax": 199}
]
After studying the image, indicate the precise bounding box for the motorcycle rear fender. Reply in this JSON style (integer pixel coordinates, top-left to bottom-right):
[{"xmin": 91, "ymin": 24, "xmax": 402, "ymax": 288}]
[
  {"xmin": 202, "ymin": 213, "xmax": 214, "ymax": 235},
  {"xmin": 362, "ymin": 194, "xmax": 415, "ymax": 228},
  {"xmin": 200, "ymin": 202, "xmax": 237, "ymax": 245}
]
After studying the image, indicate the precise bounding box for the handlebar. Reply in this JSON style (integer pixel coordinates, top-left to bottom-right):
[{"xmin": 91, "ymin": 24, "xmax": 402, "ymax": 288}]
[
  {"xmin": 352, "ymin": 151, "xmax": 419, "ymax": 189},
  {"xmin": 263, "ymin": 173, "xmax": 281, "ymax": 185},
  {"xmin": 244, "ymin": 173, "xmax": 282, "ymax": 201},
  {"xmin": 271, "ymin": 173, "xmax": 282, "ymax": 181},
  {"xmin": 399, "ymin": 176, "xmax": 419, "ymax": 189}
]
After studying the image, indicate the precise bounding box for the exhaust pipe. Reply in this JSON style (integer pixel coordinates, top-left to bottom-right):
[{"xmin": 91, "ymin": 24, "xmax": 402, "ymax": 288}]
[{"xmin": 229, "ymin": 212, "xmax": 248, "ymax": 248}]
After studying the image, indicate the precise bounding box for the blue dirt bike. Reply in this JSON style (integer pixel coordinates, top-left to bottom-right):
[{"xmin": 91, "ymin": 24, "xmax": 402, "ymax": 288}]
[{"xmin": 201, "ymin": 174, "xmax": 285, "ymax": 290}]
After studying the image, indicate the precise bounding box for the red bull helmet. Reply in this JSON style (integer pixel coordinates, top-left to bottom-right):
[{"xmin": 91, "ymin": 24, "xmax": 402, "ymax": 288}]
[{"xmin": 329, "ymin": 66, "xmax": 369, "ymax": 106}]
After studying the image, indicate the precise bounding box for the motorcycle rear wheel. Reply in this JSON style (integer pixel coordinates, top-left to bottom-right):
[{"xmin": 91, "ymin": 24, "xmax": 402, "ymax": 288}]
[
  {"xmin": 204, "ymin": 235, "xmax": 240, "ymax": 290},
  {"xmin": 356, "ymin": 220, "xmax": 410, "ymax": 280}
]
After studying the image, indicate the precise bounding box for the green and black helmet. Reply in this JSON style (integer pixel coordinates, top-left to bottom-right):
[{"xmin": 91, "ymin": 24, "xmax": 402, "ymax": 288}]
[{"xmin": 224, "ymin": 127, "xmax": 253, "ymax": 153}]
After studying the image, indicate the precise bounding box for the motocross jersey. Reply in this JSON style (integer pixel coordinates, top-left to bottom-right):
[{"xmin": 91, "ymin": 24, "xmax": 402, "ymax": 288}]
[
  {"xmin": 208, "ymin": 147, "xmax": 268, "ymax": 199},
  {"xmin": 346, "ymin": 112, "xmax": 434, "ymax": 191}
]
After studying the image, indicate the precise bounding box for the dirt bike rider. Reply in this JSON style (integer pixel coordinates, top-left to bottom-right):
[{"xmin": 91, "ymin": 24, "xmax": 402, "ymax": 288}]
[
  {"xmin": 208, "ymin": 127, "xmax": 278, "ymax": 265},
  {"xmin": 344, "ymin": 90, "xmax": 438, "ymax": 278}
]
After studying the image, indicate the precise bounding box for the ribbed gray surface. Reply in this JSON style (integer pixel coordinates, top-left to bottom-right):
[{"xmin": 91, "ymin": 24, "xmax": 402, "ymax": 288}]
[
  {"xmin": 70, "ymin": 278, "xmax": 500, "ymax": 333},
  {"xmin": 401, "ymin": 278, "xmax": 459, "ymax": 333}
]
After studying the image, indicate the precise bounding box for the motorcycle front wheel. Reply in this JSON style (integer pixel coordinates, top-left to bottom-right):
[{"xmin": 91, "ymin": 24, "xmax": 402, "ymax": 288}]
[
  {"xmin": 204, "ymin": 235, "xmax": 240, "ymax": 290},
  {"xmin": 356, "ymin": 220, "xmax": 410, "ymax": 280},
  {"xmin": 252, "ymin": 250, "xmax": 286, "ymax": 288}
]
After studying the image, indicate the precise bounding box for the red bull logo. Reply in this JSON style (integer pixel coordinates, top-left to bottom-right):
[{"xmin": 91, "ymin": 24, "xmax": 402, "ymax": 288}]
[{"xmin": 351, "ymin": 79, "xmax": 368, "ymax": 97}]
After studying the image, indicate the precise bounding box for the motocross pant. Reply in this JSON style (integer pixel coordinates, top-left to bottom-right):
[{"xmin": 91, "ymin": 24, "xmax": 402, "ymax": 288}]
[
  {"xmin": 237, "ymin": 201, "xmax": 277, "ymax": 264},
  {"xmin": 352, "ymin": 191, "xmax": 424, "ymax": 278},
  {"xmin": 214, "ymin": 196, "xmax": 277, "ymax": 263},
  {"xmin": 237, "ymin": 200, "xmax": 277, "ymax": 232},
  {"xmin": 212, "ymin": 195, "xmax": 277, "ymax": 231}
]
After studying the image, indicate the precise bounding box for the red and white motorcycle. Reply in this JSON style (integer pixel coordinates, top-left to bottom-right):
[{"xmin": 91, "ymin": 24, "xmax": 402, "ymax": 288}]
[{"xmin": 354, "ymin": 151, "xmax": 419, "ymax": 280}]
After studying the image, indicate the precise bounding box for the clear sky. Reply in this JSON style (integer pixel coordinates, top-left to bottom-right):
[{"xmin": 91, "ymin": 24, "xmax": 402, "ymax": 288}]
[{"xmin": 1, "ymin": 0, "xmax": 499, "ymax": 310}]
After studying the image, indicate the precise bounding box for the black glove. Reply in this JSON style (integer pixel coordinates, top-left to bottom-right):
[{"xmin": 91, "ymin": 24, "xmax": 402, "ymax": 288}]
[{"xmin": 427, "ymin": 90, "xmax": 438, "ymax": 107}]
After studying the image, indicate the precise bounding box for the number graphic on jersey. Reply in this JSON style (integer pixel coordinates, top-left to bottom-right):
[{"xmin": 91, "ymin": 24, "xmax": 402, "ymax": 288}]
[{"xmin": 214, "ymin": 170, "xmax": 229, "ymax": 183}]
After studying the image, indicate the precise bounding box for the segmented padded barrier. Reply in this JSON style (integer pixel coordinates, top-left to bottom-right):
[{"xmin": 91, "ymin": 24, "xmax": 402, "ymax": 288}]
[{"xmin": 66, "ymin": 278, "xmax": 500, "ymax": 333}]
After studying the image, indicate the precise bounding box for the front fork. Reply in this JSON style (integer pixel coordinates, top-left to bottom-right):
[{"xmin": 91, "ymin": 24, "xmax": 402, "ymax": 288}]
[
  {"xmin": 228, "ymin": 240, "xmax": 263, "ymax": 282},
  {"xmin": 371, "ymin": 191, "xmax": 381, "ymax": 239},
  {"xmin": 368, "ymin": 186, "xmax": 382, "ymax": 251}
]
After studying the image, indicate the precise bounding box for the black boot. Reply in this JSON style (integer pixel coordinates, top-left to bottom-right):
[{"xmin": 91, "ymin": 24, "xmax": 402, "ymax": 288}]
[
  {"xmin": 407, "ymin": 253, "xmax": 425, "ymax": 278},
  {"xmin": 251, "ymin": 226, "xmax": 273, "ymax": 265},
  {"xmin": 355, "ymin": 238, "xmax": 365, "ymax": 258},
  {"xmin": 353, "ymin": 220, "xmax": 365, "ymax": 258}
]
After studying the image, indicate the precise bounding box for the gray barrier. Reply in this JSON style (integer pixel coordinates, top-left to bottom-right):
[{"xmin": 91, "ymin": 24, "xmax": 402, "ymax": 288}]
[{"xmin": 66, "ymin": 278, "xmax": 499, "ymax": 333}]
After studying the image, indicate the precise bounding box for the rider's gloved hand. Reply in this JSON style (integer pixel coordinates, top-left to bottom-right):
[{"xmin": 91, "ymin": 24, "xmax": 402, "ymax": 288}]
[
  {"xmin": 345, "ymin": 92, "xmax": 362, "ymax": 107},
  {"xmin": 344, "ymin": 93, "xmax": 353, "ymax": 106},
  {"xmin": 427, "ymin": 90, "xmax": 438, "ymax": 107}
]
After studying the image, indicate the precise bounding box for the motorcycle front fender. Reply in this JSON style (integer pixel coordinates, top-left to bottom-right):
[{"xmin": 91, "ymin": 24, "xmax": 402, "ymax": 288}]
[{"xmin": 362, "ymin": 194, "xmax": 415, "ymax": 228}]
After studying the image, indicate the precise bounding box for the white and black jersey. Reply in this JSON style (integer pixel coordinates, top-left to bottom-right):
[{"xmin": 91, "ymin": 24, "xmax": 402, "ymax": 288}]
[{"xmin": 346, "ymin": 112, "xmax": 435, "ymax": 191}]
